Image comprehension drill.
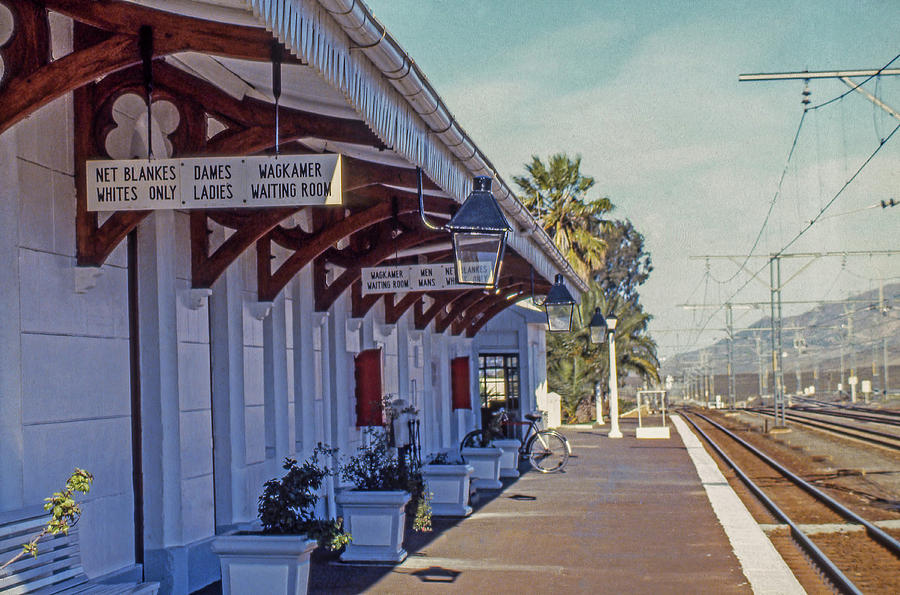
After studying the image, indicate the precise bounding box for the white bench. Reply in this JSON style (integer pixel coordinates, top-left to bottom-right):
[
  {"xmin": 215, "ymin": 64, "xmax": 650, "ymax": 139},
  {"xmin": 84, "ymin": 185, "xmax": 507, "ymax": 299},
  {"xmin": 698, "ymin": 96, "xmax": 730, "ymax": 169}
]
[{"xmin": 0, "ymin": 506, "xmax": 159, "ymax": 594}]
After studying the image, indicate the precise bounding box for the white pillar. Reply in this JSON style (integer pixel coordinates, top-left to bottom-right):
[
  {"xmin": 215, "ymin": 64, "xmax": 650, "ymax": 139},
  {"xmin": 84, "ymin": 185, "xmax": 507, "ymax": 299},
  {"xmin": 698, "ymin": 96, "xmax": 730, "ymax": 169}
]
[
  {"xmin": 0, "ymin": 134, "xmax": 24, "ymax": 510},
  {"xmin": 209, "ymin": 255, "xmax": 248, "ymax": 529},
  {"xmin": 292, "ymin": 269, "xmax": 317, "ymax": 460},
  {"xmin": 608, "ymin": 332, "xmax": 623, "ymax": 438},
  {"xmin": 137, "ymin": 211, "xmax": 186, "ymax": 591},
  {"xmin": 263, "ymin": 294, "xmax": 290, "ymax": 471}
]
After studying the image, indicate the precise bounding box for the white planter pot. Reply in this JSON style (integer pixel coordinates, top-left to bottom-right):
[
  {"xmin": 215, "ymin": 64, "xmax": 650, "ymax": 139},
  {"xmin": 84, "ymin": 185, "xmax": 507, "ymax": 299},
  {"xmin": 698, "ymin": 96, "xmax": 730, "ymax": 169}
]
[
  {"xmin": 422, "ymin": 464, "xmax": 474, "ymax": 517},
  {"xmin": 210, "ymin": 533, "xmax": 317, "ymax": 595},
  {"xmin": 336, "ymin": 490, "xmax": 410, "ymax": 563},
  {"xmin": 461, "ymin": 447, "xmax": 503, "ymax": 490},
  {"xmin": 491, "ymin": 439, "xmax": 522, "ymax": 478}
]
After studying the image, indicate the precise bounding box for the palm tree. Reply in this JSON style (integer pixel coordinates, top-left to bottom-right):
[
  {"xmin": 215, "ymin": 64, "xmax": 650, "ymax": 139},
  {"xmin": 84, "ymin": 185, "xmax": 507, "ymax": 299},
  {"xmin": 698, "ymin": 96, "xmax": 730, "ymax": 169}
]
[
  {"xmin": 513, "ymin": 154, "xmax": 613, "ymax": 279},
  {"xmin": 546, "ymin": 283, "xmax": 660, "ymax": 421}
]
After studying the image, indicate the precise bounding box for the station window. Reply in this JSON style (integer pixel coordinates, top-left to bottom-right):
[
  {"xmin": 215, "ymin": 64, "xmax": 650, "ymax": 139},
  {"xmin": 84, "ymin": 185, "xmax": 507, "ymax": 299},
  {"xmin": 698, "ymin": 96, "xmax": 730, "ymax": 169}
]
[{"xmin": 478, "ymin": 354, "xmax": 520, "ymax": 416}]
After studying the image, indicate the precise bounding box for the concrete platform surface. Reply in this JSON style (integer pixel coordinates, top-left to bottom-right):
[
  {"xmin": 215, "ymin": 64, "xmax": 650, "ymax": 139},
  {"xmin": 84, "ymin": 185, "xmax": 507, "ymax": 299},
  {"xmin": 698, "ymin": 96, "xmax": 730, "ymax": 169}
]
[{"xmin": 305, "ymin": 417, "xmax": 759, "ymax": 594}]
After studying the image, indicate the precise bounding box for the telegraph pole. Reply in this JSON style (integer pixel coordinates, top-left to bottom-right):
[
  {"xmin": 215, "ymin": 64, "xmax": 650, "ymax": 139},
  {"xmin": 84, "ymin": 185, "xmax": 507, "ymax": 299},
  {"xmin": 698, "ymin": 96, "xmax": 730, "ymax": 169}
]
[
  {"xmin": 770, "ymin": 255, "xmax": 786, "ymax": 426},
  {"xmin": 726, "ymin": 303, "xmax": 736, "ymax": 409}
]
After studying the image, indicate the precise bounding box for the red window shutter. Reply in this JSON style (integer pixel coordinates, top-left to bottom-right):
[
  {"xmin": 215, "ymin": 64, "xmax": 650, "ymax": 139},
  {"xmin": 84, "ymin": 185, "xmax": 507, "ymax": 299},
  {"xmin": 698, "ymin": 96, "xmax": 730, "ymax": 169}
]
[
  {"xmin": 354, "ymin": 348, "xmax": 384, "ymax": 426},
  {"xmin": 451, "ymin": 356, "xmax": 471, "ymax": 410}
]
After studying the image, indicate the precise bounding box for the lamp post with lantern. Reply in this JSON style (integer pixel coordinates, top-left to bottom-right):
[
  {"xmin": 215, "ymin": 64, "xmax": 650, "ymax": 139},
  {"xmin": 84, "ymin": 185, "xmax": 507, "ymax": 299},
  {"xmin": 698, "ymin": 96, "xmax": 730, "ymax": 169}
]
[{"xmin": 590, "ymin": 309, "xmax": 621, "ymax": 438}]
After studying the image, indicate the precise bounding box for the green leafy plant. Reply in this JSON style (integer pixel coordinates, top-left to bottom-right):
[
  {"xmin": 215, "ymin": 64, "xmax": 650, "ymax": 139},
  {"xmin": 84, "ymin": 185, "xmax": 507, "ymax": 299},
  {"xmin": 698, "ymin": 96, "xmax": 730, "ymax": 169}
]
[
  {"xmin": 258, "ymin": 447, "xmax": 350, "ymax": 551},
  {"xmin": 340, "ymin": 429, "xmax": 431, "ymax": 532},
  {"xmin": 1, "ymin": 468, "xmax": 93, "ymax": 572},
  {"xmin": 425, "ymin": 452, "xmax": 464, "ymax": 465}
]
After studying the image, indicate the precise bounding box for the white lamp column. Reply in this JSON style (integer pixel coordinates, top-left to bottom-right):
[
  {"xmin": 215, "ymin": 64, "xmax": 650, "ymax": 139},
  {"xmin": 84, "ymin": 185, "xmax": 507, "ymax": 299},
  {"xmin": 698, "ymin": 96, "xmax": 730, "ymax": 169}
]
[{"xmin": 607, "ymin": 317, "xmax": 622, "ymax": 438}]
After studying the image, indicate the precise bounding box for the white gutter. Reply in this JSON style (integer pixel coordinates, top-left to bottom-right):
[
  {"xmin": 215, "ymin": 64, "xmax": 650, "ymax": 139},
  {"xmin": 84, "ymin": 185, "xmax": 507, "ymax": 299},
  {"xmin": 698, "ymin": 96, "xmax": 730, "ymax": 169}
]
[{"xmin": 242, "ymin": 0, "xmax": 588, "ymax": 294}]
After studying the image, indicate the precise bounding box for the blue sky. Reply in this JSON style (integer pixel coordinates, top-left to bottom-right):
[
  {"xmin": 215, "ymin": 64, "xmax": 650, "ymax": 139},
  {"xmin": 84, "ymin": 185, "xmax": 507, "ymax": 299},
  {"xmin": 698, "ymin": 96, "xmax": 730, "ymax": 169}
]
[{"xmin": 365, "ymin": 0, "xmax": 900, "ymax": 359}]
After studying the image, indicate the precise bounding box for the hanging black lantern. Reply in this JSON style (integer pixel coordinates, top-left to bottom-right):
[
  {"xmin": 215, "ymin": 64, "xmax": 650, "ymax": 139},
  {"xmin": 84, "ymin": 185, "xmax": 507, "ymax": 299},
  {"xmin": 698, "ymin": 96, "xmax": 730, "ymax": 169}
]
[
  {"xmin": 588, "ymin": 307, "xmax": 608, "ymax": 344},
  {"xmin": 444, "ymin": 176, "xmax": 511, "ymax": 285},
  {"xmin": 543, "ymin": 274, "xmax": 577, "ymax": 332}
]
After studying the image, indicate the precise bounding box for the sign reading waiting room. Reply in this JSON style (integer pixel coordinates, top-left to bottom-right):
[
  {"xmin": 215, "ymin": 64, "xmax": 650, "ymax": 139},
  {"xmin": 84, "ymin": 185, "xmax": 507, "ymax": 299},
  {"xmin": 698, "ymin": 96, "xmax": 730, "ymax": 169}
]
[
  {"xmin": 361, "ymin": 264, "xmax": 473, "ymax": 295},
  {"xmin": 86, "ymin": 154, "xmax": 342, "ymax": 211}
]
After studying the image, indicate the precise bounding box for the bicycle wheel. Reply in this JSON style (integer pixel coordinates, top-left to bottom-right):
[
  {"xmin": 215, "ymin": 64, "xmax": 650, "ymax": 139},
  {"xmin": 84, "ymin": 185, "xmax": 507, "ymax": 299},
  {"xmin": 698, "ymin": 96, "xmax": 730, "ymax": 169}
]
[
  {"xmin": 526, "ymin": 430, "xmax": 569, "ymax": 473},
  {"xmin": 460, "ymin": 429, "xmax": 491, "ymax": 450}
]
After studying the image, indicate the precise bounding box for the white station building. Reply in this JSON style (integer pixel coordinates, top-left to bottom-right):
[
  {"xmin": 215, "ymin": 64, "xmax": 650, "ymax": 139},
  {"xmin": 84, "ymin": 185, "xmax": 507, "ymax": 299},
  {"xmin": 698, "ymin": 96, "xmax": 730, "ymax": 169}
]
[{"xmin": 0, "ymin": 1, "xmax": 586, "ymax": 592}]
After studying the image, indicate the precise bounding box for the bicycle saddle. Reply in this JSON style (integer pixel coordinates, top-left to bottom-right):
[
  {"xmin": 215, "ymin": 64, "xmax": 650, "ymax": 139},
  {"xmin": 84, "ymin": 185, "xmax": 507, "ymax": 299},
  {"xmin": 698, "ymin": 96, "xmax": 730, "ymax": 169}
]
[{"xmin": 524, "ymin": 413, "xmax": 542, "ymax": 422}]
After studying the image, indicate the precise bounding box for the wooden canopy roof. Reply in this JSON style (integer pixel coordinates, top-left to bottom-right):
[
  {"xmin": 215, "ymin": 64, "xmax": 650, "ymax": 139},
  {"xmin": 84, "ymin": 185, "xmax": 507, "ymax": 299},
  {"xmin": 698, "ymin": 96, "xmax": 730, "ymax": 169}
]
[{"xmin": 0, "ymin": 0, "xmax": 579, "ymax": 336}]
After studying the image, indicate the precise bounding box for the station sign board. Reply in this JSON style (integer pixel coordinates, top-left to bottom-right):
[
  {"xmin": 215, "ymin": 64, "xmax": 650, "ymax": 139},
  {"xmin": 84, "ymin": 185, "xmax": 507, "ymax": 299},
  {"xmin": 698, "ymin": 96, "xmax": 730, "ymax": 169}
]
[
  {"xmin": 86, "ymin": 154, "xmax": 342, "ymax": 211},
  {"xmin": 361, "ymin": 264, "xmax": 475, "ymax": 295}
]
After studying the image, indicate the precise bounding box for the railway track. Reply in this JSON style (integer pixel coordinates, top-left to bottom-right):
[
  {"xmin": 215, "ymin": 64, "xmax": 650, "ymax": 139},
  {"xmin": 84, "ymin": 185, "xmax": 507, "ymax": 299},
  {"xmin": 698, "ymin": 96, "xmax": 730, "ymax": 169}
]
[
  {"xmin": 750, "ymin": 407, "xmax": 900, "ymax": 451},
  {"xmin": 682, "ymin": 409, "xmax": 900, "ymax": 594}
]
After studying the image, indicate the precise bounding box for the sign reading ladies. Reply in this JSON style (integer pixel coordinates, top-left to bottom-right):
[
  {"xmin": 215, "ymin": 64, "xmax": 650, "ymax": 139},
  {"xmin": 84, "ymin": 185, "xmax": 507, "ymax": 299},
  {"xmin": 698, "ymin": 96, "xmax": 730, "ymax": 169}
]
[{"xmin": 86, "ymin": 154, "xmax": 342, "ymax": 211}]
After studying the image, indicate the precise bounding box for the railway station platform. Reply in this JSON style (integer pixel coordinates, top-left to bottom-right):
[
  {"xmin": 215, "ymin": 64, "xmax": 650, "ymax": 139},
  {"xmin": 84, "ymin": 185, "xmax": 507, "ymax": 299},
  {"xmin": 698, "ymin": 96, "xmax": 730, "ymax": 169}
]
[{"xmin": 300, "ymin": 416, "xmax": 803, "ymax": 594}]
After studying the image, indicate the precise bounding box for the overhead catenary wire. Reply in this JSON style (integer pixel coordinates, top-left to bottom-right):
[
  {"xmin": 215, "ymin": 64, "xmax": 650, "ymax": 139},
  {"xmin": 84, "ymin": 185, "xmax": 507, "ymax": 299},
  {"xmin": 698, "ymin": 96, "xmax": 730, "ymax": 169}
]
[{"xmin": 805, "ymin": 53, "xmax": 900, "ymax": 112}]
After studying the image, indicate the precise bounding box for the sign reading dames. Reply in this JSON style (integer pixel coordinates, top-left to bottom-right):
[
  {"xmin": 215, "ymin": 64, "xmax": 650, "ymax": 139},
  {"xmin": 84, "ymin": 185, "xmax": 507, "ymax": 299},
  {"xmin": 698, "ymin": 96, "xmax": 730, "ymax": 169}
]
[
  {"xmin": 86, "ymin": 154, "xmax": 342, "ymax": 211},
  {"xmin": 361, "ymin": 264, "xmax": 479, "ymax": 295}
]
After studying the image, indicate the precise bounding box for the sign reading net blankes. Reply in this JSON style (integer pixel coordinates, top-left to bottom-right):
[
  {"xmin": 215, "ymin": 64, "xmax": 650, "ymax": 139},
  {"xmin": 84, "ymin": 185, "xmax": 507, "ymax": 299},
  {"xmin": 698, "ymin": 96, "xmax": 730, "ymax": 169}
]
[
  {"xmin": 361, "ymin": 264, "xmax": 477, "ymax": 295},
  {"xmin": 86, "ymin": 154, "xmax": 342, "ymax": 211}
]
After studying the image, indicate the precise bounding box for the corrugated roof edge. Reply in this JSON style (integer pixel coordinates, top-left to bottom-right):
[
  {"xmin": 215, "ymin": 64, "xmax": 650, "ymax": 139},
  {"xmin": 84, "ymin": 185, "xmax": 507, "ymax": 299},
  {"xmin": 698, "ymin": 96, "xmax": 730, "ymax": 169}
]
[{"xmin": 243, "ymin": 0, "xmax": 588, "ymax": 296}]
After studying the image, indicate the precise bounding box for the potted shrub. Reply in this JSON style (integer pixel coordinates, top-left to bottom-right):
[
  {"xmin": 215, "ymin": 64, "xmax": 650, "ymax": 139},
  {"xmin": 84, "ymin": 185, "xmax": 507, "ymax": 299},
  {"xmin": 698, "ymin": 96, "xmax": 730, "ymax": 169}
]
[
  {"xmin": 460, "ymin": 433, "xmax": 503, "ymax": 490},
  {"xmin": 421, "ymin": 453, "xmax": 474, "ymax": 517},
  {"xmin": 211, "ymin": 449, "xmax": 348, "ymax": 595},
  {"xmin": 336, "ymin": 429, "xmax": 430, "ymax": 563}
]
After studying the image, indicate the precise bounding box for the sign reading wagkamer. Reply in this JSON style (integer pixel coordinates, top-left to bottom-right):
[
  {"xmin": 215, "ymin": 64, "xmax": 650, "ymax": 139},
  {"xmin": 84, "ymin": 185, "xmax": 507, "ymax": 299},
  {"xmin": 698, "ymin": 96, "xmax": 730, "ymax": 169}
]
[
  {"xmin": 86, "ymin": 154, "xmax": 342, "ymax": 211},
  {"xmin": 361, "ymin": 264, "xmax": 474, "ymax": 295}
]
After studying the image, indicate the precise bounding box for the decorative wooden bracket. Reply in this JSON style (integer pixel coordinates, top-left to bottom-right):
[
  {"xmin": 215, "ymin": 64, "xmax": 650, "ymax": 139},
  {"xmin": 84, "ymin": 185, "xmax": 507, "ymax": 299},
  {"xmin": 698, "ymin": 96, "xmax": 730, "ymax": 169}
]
[
  {"xmin": 461, "ymin": 283, "xmax": 541, "ymax": 337},
  {"xmin": 258, "ymin": 193, "xmax": 449, "ymax": 302},
  {"xmin": 384, "ymin": 292, "xmax": 424, "ymax": 324},
  {"xmin": 435, "ymin": 290, "xmax": 487, "ymax": 334},
  {"xmin": 315, "ymin": 225, "xmax": 443, "ymax": 312},
  {"xmin": 350, "ymin": 280, "xmax": 381, "ymax": 318},
  {"xmin": 192, "ymin": 208, "xmax": 298, "ymax": 289},
  {"xmin": 414, "ymin": 292, "xmax": 456, "ymax": 331}
]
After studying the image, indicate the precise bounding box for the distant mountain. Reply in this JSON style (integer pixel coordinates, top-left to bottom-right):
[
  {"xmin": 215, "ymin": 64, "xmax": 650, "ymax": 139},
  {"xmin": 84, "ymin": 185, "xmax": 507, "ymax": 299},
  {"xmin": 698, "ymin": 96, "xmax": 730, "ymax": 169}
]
[{"xmin": 663, "ymin": 282, "xmax": 900, "ymax": 378}]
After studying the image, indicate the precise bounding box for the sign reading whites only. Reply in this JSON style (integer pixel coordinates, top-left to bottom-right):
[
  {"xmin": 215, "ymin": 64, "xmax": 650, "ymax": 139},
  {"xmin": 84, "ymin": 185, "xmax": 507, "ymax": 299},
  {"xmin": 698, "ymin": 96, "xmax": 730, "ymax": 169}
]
[
  {"xmin": 362, "ymin": 264, "xmax": 489, "ymax": 295},
  {"xmin": 86, "ymin": 154, "xmax": 342, "ymax": 211}
]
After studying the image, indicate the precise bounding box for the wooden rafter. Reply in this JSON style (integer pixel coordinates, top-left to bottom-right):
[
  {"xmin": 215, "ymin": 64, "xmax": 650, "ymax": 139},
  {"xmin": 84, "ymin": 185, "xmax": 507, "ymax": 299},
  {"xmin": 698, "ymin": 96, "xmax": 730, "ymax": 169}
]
[
  {"xmin": 2, "ymin": 0, "xmax": 305, "ymax": 135},
  {"xmin": 350, "ymin": 280, "xmax": 382, "ymax": 318},
  {"xmin": 315, "ymin": 224, "xmax": 443, "ymax": 312},
  {"xmin": 258, "ymin": 194, "xmax": 450, "ymax": 301},
  {"xmin": 414, "ymin": 292, "xmax": 456, "ymax": 331},
  {"xmin": 465, "ymin": 288, "xmax": 531, "ymax": 338},
  {"xmin": 191, "ymin": 208, "xmax": 298, "ymax": 289},
  {"xmin": 434, "ymin": 290, "xmax": 487, "ymax": 334},
  {"xmin": 384, "ymin": 291, "xmax": 424, "ymax": 324}
]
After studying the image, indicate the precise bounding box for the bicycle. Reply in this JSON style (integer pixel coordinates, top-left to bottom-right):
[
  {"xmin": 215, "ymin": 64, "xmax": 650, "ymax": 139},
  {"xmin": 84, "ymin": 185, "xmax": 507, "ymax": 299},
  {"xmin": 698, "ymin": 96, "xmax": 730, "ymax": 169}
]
[{"xmin": 460, "ymin": 409, "xmax": 570, "ymax": 473}]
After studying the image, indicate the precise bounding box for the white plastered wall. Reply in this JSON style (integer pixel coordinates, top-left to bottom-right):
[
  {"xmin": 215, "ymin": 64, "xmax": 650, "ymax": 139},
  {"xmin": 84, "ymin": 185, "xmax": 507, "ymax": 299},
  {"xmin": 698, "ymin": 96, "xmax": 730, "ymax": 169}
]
[{"xmin": 0, "ymin": 89, "xmax": 136, "ymax": 579}]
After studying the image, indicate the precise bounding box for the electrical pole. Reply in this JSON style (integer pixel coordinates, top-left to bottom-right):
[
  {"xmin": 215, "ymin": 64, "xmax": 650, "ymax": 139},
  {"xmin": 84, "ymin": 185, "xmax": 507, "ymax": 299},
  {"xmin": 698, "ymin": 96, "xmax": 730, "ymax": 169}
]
[
  {"xmin": 726, "ymin": 303, "xmax": 736, "ymax": 410},
  {"xmin": 756, "ymin": 336, "xmax": 765, "ymax": 399},
  {"xmin": 770, "ymin": 255, "xmax": 786, "ymax": 426},
  {"xmin": 880, "ymin": 279, "xmax": 890, "ymax": 398}
]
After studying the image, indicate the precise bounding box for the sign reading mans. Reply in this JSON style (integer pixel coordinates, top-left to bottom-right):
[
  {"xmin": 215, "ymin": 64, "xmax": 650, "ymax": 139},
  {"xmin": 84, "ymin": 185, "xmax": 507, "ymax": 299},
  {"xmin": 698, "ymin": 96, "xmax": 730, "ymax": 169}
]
[
  {"xmin": 361, "ymin": 264, "xmax": 480, "ymax": 295},
  {"xmin": 86, "ymin": 154, "xmax": 342, "ymax": 211}
]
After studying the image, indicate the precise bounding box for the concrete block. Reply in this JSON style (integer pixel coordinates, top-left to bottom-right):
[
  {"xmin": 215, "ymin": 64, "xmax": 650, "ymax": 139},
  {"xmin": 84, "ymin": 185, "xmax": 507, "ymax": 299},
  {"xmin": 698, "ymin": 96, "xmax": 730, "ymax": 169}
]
[
  {"xmin": 180, "ymin": 409, "xmax": 213, "ymax": 479},
  {"xmin": 19, "ymin": 249, "xmax": 128, "ymax": 338},
  {"xmin": 244, "ymin": 405, "xmax": 265, "ymax": 464},
  {"xmin": 242, "ymin": 345, "xmax": 264, "ymax": 406},
  {"xmin": 17, "ymin": 160, "xmax": 55, "ymax": 252},
  {"xmin": 636, "ymin": 426, "xmax": 671, "ymax": 439},
  {"xmin": 78, "ymin": 493, "xmax": 136, "ymax": 578},
  {"xmin": 181, "ymin": 474, "xmax": 215, "ymax": 544},
  {"xmin": 178, "ymin": 342, "xmax": 211, "ymax": 411},
  {"xmin": 15, "ymin": 94, "xmax": 71, "ymax": 173},
  {"xmin": 52, "ymin": 169, "xmax": 76, "ymax": 256},
  {"xmin": 21, "ymin": 333, "xmax": 130, "ymax": 424},
  {"xmin": 24, "ymin": 417, "xmax": 133, "ymax": 501}
]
